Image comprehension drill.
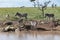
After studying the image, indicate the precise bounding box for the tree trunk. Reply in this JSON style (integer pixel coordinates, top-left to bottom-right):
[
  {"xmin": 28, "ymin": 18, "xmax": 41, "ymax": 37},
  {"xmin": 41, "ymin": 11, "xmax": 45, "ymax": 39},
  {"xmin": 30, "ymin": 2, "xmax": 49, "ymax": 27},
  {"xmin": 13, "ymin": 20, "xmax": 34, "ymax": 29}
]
[{"xmin": 42, "ymin": 8, "xmax": 44, "ymax": 18}]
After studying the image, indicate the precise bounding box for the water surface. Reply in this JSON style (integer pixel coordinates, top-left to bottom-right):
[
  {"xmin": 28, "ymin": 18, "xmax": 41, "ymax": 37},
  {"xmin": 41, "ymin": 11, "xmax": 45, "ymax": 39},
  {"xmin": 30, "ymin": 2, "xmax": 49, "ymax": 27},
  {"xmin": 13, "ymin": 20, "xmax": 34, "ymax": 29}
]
[{"xmin": 0, "ymin": 31, "xmax": 60, "ymax": 40}]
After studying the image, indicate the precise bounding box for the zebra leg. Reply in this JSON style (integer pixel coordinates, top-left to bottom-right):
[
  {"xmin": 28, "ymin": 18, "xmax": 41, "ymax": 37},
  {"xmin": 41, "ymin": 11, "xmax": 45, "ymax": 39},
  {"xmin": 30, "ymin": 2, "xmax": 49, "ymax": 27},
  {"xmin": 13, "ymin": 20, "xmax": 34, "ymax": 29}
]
[
  {"xmin": 49, "ymin": 17, "xmax": 50, "ymax": 21},
  {"xmin": 51, "ymin": 17, "xmax": 54, "ymax": 21},
  {"xmin": 25, "ymin": 16, "xmax": 27, "ymax": 20}
]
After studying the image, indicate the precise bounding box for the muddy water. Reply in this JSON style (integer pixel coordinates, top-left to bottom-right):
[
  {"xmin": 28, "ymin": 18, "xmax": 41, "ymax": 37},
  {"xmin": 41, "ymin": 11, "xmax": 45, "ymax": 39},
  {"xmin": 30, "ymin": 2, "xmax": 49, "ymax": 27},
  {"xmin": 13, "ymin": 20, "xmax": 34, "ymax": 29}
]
[{"xmin": 0, "ymin": 31, "xmax": 60, "ymax": 40}]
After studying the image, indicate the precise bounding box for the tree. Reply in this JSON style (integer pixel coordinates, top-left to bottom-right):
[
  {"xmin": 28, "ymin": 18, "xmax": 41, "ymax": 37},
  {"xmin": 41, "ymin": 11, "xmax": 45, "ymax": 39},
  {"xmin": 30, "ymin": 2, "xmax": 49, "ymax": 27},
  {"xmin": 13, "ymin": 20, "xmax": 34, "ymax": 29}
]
[
  {"xmin": 30, "ymin": 0, "xmax": 35, "ymax": 2},
  {"xmin": 30, "ymin": 0, "xmax": 36, "ymax": 7},
  {"xmin": 51, "ymin": 3, "xmax": 57, "ymax": 8},
  {"xmin": 52, "ymin": 3, "xmax": 54, "ymax": 8},
  {"xmin": 38, "ymin": 1, "xmax": 51, "ymax": 18},
  {"xmin": 55, "ymin": 4, "xmax": 57, "ymax": 8}
]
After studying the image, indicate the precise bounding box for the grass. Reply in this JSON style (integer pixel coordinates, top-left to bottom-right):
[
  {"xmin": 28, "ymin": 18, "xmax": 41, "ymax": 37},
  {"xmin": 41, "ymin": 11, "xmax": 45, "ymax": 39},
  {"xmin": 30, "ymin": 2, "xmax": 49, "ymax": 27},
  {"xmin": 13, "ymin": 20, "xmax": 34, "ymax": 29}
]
[{"xmin": 0, "ymin": 7, "xmax": 60, "ymax": 21}]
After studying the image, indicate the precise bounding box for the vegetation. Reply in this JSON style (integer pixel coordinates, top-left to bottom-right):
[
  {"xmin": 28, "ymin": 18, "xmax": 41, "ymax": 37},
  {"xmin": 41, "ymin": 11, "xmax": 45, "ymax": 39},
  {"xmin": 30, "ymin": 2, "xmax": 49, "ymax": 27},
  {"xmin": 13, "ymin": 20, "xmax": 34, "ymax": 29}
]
[{"xmin": 0, "ymin": 7, "xmax": 60, "ymax": 21}]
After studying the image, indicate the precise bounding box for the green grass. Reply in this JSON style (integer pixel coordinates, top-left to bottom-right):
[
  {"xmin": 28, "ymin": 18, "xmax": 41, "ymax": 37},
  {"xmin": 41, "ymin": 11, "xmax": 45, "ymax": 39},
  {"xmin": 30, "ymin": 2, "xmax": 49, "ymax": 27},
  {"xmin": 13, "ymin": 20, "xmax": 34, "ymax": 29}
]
[{"xmin": 0, "ymin": 7, "xmax": 60, "ymax": 21}]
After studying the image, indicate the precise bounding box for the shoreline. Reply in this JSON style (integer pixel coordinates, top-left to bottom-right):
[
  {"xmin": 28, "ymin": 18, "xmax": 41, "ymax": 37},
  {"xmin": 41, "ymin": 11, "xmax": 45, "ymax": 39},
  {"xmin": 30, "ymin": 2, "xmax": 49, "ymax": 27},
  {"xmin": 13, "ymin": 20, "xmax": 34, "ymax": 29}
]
[{"xmin": 0, "ymin": 31, "xmax": 60, "ymax": 35}]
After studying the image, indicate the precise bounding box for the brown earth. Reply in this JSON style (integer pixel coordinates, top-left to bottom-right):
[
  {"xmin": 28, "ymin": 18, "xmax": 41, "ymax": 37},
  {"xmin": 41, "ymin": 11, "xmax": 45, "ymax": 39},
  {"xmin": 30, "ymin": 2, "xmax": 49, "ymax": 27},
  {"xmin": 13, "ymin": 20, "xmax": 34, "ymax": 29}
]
[{"xmin": 0, "ymin": 19, "xmax": 60, "ymax": 32}]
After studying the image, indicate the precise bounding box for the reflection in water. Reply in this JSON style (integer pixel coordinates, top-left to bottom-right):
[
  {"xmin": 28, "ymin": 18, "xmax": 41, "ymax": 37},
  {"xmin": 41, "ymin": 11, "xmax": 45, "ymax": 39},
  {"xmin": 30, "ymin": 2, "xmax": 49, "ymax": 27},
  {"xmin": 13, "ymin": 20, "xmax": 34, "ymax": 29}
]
[{"xmin": 0, "ymin": 32, "xmax": 60, "ymax": 40}]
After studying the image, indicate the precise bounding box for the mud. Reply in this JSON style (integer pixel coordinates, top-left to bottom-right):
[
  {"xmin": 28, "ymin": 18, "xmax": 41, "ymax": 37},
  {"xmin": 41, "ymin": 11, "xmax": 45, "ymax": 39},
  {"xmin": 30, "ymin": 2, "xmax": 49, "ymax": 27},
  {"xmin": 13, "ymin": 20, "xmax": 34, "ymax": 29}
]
[{"xmin": 0, "ymin": 19, "xmax": 60, "ymax": 32}]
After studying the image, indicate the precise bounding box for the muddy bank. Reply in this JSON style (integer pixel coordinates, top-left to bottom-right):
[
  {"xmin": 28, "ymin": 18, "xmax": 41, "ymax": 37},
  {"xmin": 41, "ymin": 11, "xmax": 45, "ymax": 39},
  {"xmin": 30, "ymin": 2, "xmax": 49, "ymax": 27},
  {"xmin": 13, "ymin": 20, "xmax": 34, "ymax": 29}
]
[
  {"xmin": 0, "ymin": 19, "xmax": 60, "ymax": 32},
  {"xmin": 1, "ymin": 31, "xmax": 60, "ymax": 35}
]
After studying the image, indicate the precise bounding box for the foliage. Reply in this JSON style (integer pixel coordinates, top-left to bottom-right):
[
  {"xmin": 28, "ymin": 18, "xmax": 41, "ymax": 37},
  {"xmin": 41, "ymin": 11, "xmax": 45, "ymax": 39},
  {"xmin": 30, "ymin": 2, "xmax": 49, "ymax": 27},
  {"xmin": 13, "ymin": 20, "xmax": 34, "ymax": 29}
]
[{"xmin": 30, "ymin": 0, "xmax": 35, "ymax": 2}]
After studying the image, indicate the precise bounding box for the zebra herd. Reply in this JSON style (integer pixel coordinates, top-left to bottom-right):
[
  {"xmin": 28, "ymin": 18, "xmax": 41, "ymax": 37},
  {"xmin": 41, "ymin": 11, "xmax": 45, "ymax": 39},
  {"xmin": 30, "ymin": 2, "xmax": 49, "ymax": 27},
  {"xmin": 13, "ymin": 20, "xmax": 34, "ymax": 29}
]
[{"xmin": 5, "ymin": 12, "xmax": 55, "ymax": 21}]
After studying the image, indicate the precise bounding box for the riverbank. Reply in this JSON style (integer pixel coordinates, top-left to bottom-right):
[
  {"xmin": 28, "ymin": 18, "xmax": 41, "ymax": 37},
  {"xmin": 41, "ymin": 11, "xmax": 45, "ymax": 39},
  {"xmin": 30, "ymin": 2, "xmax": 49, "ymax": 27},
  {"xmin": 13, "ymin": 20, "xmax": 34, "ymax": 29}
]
[{"xmin": 1, "ymin": 31, "xmax": 60, "ymax": 35}]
